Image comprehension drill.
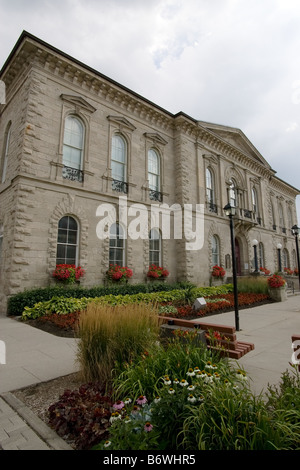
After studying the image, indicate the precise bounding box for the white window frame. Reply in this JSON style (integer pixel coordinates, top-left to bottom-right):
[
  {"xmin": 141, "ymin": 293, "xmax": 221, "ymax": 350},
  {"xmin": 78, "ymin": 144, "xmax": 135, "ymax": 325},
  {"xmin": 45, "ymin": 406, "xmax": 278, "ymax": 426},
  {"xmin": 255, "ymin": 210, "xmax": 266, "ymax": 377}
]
[
  {"xmin": 149, "ymin": 228, "xmax": 161, "ymax": 266},
  {"xmin": 109, "ymin": 223, "xmax": 125, "ymax": 266},
  {"xmin": 56, "ymin": 215, "xmax": 79, "ymax": 266}
]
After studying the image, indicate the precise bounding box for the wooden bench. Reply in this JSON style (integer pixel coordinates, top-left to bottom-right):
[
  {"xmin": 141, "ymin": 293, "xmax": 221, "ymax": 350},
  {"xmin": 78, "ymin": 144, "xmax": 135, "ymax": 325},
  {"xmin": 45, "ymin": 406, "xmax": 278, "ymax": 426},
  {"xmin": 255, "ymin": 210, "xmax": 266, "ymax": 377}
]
[{"xmin": 159, "ymin": 316, "xmax": 255, "ymax": 359}]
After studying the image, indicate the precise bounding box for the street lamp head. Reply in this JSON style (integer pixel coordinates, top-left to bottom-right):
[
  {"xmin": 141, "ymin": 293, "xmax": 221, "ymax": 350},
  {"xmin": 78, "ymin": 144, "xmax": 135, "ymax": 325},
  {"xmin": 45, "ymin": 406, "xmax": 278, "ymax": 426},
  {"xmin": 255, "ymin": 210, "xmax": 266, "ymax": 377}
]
[
  {"xmin": 252, "ymin": 239, "xmax": 258, "ymax": 247},
  {"xmin": 277, "ymin": 243, "xmax": 282, "ymax": 250},
  {"xmin": 292, "ymin": 225, "xmax": 299, "ymax": 236},
  {"xmin": 223, "ymin": 203, "xmax": 236, "ymax": 217}
]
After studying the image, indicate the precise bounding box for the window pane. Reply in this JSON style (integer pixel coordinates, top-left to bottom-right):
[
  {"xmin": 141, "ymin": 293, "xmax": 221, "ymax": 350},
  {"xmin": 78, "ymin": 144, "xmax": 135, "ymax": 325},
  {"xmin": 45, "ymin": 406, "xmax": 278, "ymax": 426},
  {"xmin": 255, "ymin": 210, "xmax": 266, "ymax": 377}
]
[
  {"xmin": 112, "ymin": 135, "xmax": 126, "ymax": 163},
  {"xmin": 56, "ymin": 216, "xmax": 78, "ymax": 265},
  {"xmin": 112, "ymin": 161, "xmax": 125, "ymax": 181}
]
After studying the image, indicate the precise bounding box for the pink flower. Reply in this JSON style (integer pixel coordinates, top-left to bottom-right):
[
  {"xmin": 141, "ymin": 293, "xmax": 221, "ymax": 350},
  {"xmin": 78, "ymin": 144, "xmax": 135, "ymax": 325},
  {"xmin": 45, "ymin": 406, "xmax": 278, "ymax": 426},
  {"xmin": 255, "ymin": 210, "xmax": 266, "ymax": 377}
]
[
  {"xmin": 112, "ymin": 400, "xmax": 125, "ymax": 410},
  {"xmin": 136, "ymin": 395, "xmax": 147, "ymax": 405},
  {"xmin": 144, "ymin": 422, "xmax": 153, "ymax": 432}
]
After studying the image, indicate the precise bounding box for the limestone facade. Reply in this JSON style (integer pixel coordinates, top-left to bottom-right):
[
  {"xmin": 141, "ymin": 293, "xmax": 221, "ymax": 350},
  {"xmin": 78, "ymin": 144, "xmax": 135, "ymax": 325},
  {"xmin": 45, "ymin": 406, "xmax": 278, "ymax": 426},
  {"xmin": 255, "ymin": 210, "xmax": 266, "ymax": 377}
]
[{"xmin": 0, "ymin": 31, "xmax": 299, "ymax": 314}]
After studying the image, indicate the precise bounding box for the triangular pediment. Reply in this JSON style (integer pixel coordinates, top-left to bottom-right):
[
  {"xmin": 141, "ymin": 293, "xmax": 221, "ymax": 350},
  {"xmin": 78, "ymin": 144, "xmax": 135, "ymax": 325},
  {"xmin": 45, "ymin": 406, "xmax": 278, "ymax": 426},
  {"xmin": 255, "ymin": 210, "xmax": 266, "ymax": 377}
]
[
  {"xmin": 198, "ymin": 121, "xmax": 271, "ymax": 169},
  {"xmin": 107, "ymin": 115, "xmax": 136, "ymax": 131},
  {"xmin": 144, "ymin": 132, "xmax": 168, "ymax": 146},
  {"xmin": 60, "ymin": 94, "xmax": 96, "ymax": 113}
]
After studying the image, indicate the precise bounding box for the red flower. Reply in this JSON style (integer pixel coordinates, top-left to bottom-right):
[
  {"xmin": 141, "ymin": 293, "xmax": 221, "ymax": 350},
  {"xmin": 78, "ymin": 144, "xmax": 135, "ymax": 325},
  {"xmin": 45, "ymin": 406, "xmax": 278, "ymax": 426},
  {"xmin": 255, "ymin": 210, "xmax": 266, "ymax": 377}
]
[
  {"xmin": 53, "ymin": 264, "xmax": 85, "ymax": 283},
  {"xmin": 106, "ymin": 264, "xmax": 133, "ymax": 282},
  {"xmin": 267, "ymin": 274, "xmax": 285, "ymax": 288},
  {"xmin": 211, "ymin": 265, "xmax": 225, "ymax": 278},
  {"xmin": 147, "ymin": 264, "xmax": 169, "ymax": 279}
]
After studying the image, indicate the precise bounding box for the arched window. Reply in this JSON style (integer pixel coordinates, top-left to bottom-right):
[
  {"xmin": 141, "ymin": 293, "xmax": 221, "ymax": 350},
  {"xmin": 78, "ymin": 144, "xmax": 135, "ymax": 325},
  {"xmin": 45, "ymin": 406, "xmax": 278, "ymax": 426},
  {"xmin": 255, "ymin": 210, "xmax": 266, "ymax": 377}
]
[
  {"xmin": 109, "ymin": 223, "xmax": 125, "ymax": 266},
  {"xmin": 278, "ymin": 203, "xmax": 284, "ymax": 229},
  {"xmin": 1, "ymin": 122, "xmax": 11, "ymax": 183},
  {"xmin": 148, "ymin": 149, "xmax": 161, "ymax": 201},
  {"xmin": 111, "ymin": 134, "xmax": 127, "ymax": 192},
  {"xmin": 206, "ymin": 168, "xmax": 216, "ymax": 212},
  {"xmin": 258, "ymin": 242, "xmax": 264, "ymax": 268},
  {"xmin": 62, "ymin": 115, "xmax": 84, "ymax": 182},
  {"xmin": 229, "ymin": 179, "xmax": 237, "ymax": 207},
  {"xmin": 282, "ymin": 248, "xmax": 289, "ymax": 270},
  {"xmin": 271, "ymin": 203, "xmax": 276, "ymax": 230},
  {"xmin": 212, "ymin": 235, "xmax": 220, "ymax": 266},
  {"xmin": 56, "ymin": 216, "xmax": 79, "ymax": 265},
  {"xmin": 149, "ymin": 228, "xmax": 161, "ymax": 266},
  {"xmin": 252, "ymin": 188, "xmax": 258, "ymax": 214},
  {"xmin": 287, "ymin": 207, "xmax": 293, "ymax": 232}
]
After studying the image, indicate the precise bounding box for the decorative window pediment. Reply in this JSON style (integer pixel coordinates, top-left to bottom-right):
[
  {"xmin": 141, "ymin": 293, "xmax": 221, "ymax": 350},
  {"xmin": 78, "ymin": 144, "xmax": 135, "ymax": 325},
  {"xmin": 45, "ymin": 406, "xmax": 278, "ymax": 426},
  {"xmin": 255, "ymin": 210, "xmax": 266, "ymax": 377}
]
[
  {"xmin": 107, "ymin": 115, "xmax": 136, "ymax": 132},
  {"xmin": 144, "ymin": 132, "xmax": 168, "ymax": 146},
  {"xmin": 60, "ymin": 94, "xmax": 96, "ymax": 114}
]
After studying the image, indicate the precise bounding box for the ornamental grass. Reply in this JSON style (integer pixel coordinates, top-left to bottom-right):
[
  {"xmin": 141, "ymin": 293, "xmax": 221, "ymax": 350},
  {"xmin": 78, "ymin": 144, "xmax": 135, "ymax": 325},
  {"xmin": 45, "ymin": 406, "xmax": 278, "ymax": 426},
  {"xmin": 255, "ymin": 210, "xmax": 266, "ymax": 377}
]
[{"xmin": 76, "ymin": 302, "xmax": 161, "ymax": 384}]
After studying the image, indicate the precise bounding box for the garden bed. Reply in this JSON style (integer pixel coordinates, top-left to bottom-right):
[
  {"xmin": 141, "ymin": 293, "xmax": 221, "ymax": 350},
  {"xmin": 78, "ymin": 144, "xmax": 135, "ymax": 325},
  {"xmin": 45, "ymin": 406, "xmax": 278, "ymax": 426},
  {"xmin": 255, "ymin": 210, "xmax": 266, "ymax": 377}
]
[{"xmin": 19, "ymin": 292, "xmax": 273, "ymax": 338}]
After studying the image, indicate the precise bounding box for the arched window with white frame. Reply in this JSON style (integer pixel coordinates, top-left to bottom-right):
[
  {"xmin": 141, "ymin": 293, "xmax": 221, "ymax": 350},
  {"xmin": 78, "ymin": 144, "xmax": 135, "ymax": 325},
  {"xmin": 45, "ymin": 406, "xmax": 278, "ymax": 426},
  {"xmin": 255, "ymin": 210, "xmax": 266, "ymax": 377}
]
[
  {"xmin": 229, "ymin": 179, "xmax": 237, "ymax": 207},
  {"xmin": 148, "ymin": 148, "xmax": 161, "ymax": 201},
  {"xmin": 56, "ymin": 216, "xmax": 79, "ymax": 265},
  {"xmin": 206, "ymin": 168, "xmax": 216, "ymax": 212},
  {"xmin": 111, "ymin": 134, "xmax": 127, "ymax": 193},
  {"xmin": 62, "ymin": 115, "xmax": 84, "ymax": 182},
  {"xmin": 149, "ymin": 228, "xmax": 161, "ymax": 266},
  {"xmin": 109, "ymin": 223, "xmax": 125, "ymax": 266},
  {"xmin": 212, "ymin": 235, "xmax": 220, "ymax": 266}
]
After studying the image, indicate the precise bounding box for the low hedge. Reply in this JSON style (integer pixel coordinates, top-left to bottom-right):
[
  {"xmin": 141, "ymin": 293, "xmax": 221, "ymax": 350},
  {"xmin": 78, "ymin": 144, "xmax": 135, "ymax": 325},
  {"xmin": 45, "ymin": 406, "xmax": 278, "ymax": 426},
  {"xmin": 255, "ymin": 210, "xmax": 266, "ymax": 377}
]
[
  {"xmin": 21, "ymin": 284, "xmax": 234, "ymax": 320},
  {"xmin": 7, "ymin": 281, "xmax": 194, "ymax": 316}
]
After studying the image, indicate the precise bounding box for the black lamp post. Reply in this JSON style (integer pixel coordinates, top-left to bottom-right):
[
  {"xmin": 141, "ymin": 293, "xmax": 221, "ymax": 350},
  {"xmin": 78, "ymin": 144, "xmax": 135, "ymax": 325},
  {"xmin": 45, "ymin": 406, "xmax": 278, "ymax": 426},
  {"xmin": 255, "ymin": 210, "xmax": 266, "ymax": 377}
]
[
  {"xmin": 291, "ymin": 225, "xmax": 300, "ymax": 291},
  {"xmin": 224, "ymin": 203, "xmax": 240, "ymax": 331},
  {"xmin": 277, "ymin": 243, "xmax": 282, "ymax": 273},
  {"xmin": 252, "ymin": 239, "xmax": 259, "ymax": 273}
]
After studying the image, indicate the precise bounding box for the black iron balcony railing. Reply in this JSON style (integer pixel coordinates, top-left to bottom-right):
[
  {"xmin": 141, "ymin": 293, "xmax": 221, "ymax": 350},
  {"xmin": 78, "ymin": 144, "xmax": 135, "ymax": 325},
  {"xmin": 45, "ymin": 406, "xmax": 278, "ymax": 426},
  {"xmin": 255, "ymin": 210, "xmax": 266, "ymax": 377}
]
[
  {"xmin": 281, "ymin": 227, "xmax": 287, "ymax": 234},
  {"xmin": 207, "ymin": 202, "xmax": 218, "ymax": 213},
  {"xmin": 112, "ymin": 179, "xmax": 128, "ymax": 194},
  {"xmin": 62, "ymin": 165, "xmax": 84, "ymax": 183},
  {"xmin": 149, "ymin": 189, "xmax": 163, "ymax": 202}
]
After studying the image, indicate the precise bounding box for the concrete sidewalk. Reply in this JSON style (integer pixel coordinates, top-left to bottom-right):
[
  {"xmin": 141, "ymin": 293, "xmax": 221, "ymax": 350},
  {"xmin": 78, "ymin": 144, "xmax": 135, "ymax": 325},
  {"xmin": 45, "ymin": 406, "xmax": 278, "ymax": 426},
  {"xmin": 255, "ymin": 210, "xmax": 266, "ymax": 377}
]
[
  {"xmin": 195, "ymin": 292, "xmax": 300, "ymax": 395},
  {"xmin": 0, "ymin": 293, "xmax": 299, "ymax": 450},
  {"xmin": 0, "ymin": 317, "xmax": 79, "ymax": 450}
]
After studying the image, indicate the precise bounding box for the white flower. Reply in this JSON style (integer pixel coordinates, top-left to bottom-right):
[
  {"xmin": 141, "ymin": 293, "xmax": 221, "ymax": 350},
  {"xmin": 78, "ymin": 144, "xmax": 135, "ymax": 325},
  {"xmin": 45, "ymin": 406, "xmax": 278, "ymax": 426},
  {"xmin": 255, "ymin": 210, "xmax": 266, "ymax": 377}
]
[
  {"xmin": 205, "ymin": 373, "xmax": 214, "ymax": 383},
  {"xmin": 173, "ymin": 378, "xmax": 180, "ymax": 385},
  {"xmin": 205, "ymin": 361, "xmax": 214, "ymax": 369},
  {"xmin": 104, "ymin": 440, "xmax": 111, "ymax": 447},
  {"xmin": 187, "ymin": 394, "xmax": 197, "ymax": 403},
  {"xmin": 180, "ymin": 379, "xmax": 189, "ymax": 387},
  {"xmin": 187, "ymin": 368, "xmax": 195, "ymax": 377},
  {"xmin": 187, "ymin": 384, "xmax": 195, "ymax": 391},
  {"xmin": 110, "ymin": 412, "xmax": 122, "ymax": 423},
  {"xmin": 168, "ymin": 388, "xmax": 175, "ymax": 395},
  {"xmin": 154, "ymin": 396, "xmax": 161, "ymax": 403},
  {"xmin": 124, "ymin": 398, "xmax": 132, "ymax": 405}
]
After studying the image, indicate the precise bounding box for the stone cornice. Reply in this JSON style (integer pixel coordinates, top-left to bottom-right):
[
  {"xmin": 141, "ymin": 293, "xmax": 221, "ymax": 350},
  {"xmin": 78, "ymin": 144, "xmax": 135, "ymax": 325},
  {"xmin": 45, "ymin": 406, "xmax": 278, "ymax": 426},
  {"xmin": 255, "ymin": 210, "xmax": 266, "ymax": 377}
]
[
  {"xmin": 1, "ymin": 32, "xmax": 174, "ymax": 132},
  {"xmin": 174, "ymin": 113, "xmax": 275, "ymax": 180}
]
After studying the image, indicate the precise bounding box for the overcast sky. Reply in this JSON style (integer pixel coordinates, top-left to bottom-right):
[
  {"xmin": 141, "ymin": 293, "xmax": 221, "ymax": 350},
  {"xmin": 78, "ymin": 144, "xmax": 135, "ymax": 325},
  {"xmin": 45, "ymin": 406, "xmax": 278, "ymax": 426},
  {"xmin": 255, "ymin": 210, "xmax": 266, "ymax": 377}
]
[{"xmin": 1, "ymin": 0, "xmax": 300, "ymax": 222}]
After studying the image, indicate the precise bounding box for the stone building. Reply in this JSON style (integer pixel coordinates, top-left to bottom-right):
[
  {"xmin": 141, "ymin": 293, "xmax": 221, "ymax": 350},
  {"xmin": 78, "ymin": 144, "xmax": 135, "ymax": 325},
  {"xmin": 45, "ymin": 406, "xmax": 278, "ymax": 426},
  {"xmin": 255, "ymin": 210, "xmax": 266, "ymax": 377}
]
[{"xmin": 0, "ymin": 31, "xmax": 299, "ymax": 313}]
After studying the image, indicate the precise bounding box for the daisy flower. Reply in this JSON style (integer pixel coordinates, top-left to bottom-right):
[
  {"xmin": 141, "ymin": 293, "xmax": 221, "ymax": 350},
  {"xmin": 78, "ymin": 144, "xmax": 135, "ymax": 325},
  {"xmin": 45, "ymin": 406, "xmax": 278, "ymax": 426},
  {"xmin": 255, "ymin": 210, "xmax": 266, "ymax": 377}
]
[
  {"xmin": 144, "ymin": 422, "xmax": 153, "ymax": 432},
  {"xmin": 154, "ymin": 396, "xmax": 161, "ymax": 404},
  {"xmin": 113, "ymin": 400, "xmax": 125, "ymax": 410},
  {"xmin": 187, "ymin": 384, "xmax": 195, "ymax": 391},
  {"xmin": 173, "ymin": 378, "xmax": 180, "ymax": 385},
  {"xmin": 187, "ymin": 368, "xmax": 195, "ymax": 377},
  {"xmin": 168, "ymin": 388, "xmax": 175, "ymax": 395},
  {"xmin": 124, "ymin": 398, "xmax": 132, "ymax": 405},
  {"xmin": 104, "ymin": 440, "xmax": 111, "ymax": 447},
  {"xmin": 180, "ymin": 379, "xmax": 189, "ymax": 387},
  {"xmin": 163, "ymin": 376, "xmax": 171, "ymax": 386},
  {"xmin": 109, "ymin": 412, "xmax": 121, "ymax": 423},
  {"xmin": 187, "ymin": 394, "xmax": 197, "ymax": 403},
  {"xmin": 136, "ymin": 395, "xmax": 147, "ymax": 405}
]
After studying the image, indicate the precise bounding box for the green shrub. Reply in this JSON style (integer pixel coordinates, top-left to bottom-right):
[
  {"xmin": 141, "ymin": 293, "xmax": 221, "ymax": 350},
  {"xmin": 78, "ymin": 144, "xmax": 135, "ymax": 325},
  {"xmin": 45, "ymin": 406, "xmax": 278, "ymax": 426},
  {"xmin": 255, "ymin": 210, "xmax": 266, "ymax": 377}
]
[
  {"xmin": 22, "ymin": 296, "xmax": 90, "ymax": 320},
  {"xmin": 7, "ymin": 281, "xmax": 195, "ymax": 315}
]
